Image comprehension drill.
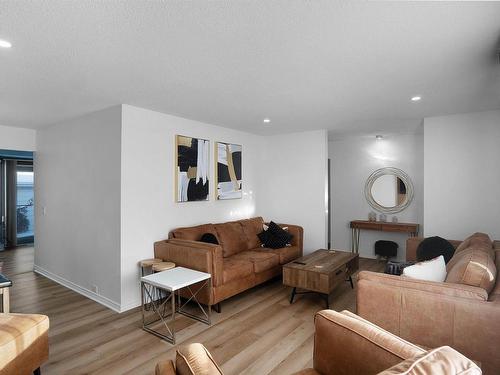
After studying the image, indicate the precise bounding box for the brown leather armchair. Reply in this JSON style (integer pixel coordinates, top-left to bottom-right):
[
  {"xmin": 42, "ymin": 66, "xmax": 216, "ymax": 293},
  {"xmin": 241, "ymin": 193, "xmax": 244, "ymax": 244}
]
[{"xmin": 294, "ymin": 310, "xmax": 480, "ymax": 375}]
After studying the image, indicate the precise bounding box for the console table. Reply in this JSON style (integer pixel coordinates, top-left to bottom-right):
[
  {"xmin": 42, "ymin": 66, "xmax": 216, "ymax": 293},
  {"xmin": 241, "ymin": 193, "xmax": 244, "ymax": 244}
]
[{"xmin": 349, "ymin": 220, "xmax": 419, "ymax": 253}]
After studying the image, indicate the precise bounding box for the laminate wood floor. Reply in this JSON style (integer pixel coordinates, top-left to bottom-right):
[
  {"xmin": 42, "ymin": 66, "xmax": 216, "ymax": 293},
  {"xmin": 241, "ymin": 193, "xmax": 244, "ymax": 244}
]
[{"xmin": 0, "ymin": 247, "xmax": 384, "ymax": 375}]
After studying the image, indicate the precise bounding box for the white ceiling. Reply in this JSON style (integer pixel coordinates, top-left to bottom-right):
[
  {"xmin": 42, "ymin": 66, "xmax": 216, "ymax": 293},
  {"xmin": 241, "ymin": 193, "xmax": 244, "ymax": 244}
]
[{"xmin": 0, "ymin": 1, "xmax": 499, "ymax": 136}]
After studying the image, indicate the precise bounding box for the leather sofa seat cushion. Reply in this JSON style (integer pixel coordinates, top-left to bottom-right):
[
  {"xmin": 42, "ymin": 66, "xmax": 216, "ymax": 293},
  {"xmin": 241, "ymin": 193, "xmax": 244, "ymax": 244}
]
[
  {"xmin": 223, "ymin": 257, "xmax": 254, "ymax": 283},
  {"xmin": 256, "ymin": 246, "xmax": 301, "ymax": 265},
  {"xmin": 232, "ymin": 251, "xmax": 279, "ymax": 273},
  {"xmin": 446, "ymin": 246, "xmax": 497, "ymax": 294},
  {"xmin": 240, "ymin": 217, "xmax": 264, "ymax": 249},
  {"xmin": 215, "ymin": 222, "xmax": 248, "ymax": 257},
  {"xmin": 171, "ymin": 224, "xmax": 218, "ymax": 242},
  {"xmin": 175, "ymin": 343, "xmax": 223, "ymax": 375},
  {"xmin": 378, "ymin": 346, "xmax": 481, "ymax": 375},
  {"xmin": 0, "ymin": 313, "xmax": 49, "ymax": 373}
]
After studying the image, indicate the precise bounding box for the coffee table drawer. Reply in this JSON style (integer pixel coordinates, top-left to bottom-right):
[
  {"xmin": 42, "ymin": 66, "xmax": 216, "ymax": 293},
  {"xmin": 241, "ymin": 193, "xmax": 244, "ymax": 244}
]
[{"xmin": 283, "ymin": 268, "xmax": 331, "ymax": 294}]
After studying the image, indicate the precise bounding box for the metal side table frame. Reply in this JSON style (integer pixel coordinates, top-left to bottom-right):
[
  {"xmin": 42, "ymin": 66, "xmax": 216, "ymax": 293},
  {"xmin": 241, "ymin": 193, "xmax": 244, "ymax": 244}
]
[{"xmin": 140, "ymin": 267, "xmax": 212, "ymax": 344}]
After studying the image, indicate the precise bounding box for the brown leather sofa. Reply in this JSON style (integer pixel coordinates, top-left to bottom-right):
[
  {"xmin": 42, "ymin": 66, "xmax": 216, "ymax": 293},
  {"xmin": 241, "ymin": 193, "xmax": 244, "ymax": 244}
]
[
  {"xmin": 0, "ymin": 313, "xmax": 49, "ymax": 375},
  {"xmin": 154, "ymin": 311, "xmax": 481, "ymax": 375},
  {"xmin": 357, "ymin": 232, "xmax": 499, "ymax": 374},
  {"xmin": 294, "ymin": 310, "xmax": 480, "ymax": 375},
  {"xmin": 154, "ymin": 217, "xmax": 303, "ymax": 310}
]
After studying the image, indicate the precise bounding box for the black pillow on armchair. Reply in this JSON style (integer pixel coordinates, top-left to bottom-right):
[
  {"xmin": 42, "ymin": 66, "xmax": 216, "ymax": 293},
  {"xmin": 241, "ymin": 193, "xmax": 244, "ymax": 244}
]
[{"xmin": 258, "ymin": 221, "xmax": 293, "ymax": 249}]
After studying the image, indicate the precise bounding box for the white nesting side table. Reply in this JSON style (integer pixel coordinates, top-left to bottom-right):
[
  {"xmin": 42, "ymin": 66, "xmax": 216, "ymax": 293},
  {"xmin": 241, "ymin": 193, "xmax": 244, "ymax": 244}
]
[{"xmin": 140, "ymin": 266, "xmax": 211, "ymax": 344}]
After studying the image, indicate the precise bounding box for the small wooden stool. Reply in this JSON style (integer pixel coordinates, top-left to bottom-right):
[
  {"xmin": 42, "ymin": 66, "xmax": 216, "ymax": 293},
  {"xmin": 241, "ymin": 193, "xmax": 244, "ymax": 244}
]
[
  {"xmin": 139, "ymin": 258, "xmax": 162, "ymax": 276},
  {"xmin": 152, "ymin": 262, "xmax": 176, "ymax": 273}
]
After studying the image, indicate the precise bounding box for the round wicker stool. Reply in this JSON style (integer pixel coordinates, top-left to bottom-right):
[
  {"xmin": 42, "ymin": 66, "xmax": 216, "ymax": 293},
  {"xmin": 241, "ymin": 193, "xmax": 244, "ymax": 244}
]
[
  {"xmin": 139, "ymin": 258, "xmax": 162, "ymax": 276},
  {"xmin": 152, "ymin": 262, "xmax": 176, "ymax": 273}
]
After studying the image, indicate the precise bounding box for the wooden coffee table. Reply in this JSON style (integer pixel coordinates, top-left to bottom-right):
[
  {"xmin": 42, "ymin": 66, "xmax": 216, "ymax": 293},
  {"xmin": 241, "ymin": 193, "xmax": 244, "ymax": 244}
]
[{"xmin": 283, "ymin": 249, "xmax": 359, "ymax": 308}]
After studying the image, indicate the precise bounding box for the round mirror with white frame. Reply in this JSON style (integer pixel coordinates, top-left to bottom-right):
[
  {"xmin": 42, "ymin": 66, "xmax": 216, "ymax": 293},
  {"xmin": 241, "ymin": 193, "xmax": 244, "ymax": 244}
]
[{"xmin": 364, "ymin": 167, "xmax": 414, "ymax": 214}]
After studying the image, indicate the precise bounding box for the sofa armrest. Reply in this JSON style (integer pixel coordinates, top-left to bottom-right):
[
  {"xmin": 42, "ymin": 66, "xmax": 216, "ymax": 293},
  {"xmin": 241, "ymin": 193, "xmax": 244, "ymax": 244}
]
[
  {"xmin": 155, "ymin": 360, "xmax": 176, "ymax": 375},
  {"xmin": 278, "ymin": 224, "xmax": 304, "ymax": 253},
  {"xmin": 358, "ymin": 271, "xmax": 488, "ymax": 301},
  {"xmin": 312, "ymin": 310, "xmax": 425, "ymax": 375},
  {"xmin": 154, "ymin": 239, "xmax": 223, "ymax": 287},
  {"xmin": 357, "ymin": 272, "xmax": 500, "ymax": 374}
]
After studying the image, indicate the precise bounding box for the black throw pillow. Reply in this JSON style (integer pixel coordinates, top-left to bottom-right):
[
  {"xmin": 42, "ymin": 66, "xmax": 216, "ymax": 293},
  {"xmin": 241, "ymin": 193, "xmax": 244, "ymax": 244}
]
[
  {"xmin": 258, "ymin": 221, "xmax": 293, "ymax": 249},
  {"xmin": 416, "ymin": 236, "xmax": 455, "ymax": 264},
  {"xmin": 200, "ymin": 233, "xmax": 219, "ymax": 245}
]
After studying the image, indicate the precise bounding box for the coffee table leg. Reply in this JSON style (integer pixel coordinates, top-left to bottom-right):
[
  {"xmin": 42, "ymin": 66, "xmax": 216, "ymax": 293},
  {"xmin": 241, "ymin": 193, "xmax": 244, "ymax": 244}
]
[
  {"xmin": 349, "ymin": 276, "xmax": 354, "ymax": 289},
  {"xmin": 289, "ymin": 287, "xmax": 297, "ymax": 304}
]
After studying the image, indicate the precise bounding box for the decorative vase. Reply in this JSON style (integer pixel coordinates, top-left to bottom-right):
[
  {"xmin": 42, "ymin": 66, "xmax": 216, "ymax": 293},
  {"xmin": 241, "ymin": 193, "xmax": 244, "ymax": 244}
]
[
  {"xmin": 368, "ymin": 211, "xmax": 377, "ymax": 221},
  {"xmin": 379, "ymin": 213, "xmax": 387, "ymax": 222},
  {"xmin": 392, "ymin": 216, "xmax": 398, "ymax": 223}
]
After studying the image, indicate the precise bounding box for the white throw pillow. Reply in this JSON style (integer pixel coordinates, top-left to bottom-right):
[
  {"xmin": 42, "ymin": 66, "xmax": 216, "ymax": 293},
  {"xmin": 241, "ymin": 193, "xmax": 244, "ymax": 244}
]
[{"xmin": 402, "ymin": 255, "xmax": 447, "ymax": 282}]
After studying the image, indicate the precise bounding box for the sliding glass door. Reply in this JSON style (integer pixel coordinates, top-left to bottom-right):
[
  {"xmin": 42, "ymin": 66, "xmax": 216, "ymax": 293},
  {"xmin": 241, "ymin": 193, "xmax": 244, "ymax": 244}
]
[
  {"xmin": 16, "ymin": 162, "xmax": 34, "ymax": 244},
  {"xmin": 0, "ymin": 160, "xmax": 4, "ymax": 251}
]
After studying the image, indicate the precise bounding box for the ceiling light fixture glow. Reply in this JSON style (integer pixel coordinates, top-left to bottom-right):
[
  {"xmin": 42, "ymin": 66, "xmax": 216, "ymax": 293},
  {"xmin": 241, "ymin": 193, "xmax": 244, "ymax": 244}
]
[
  {"xmin": 0, "ymin": 39, "xmax": 12, "ymax": 48},
  {"xmin": 263, "ymin": 118, "xmax": 271, "ymax": 123},
  {"xmin": 411, "ymin": 96, "xmax": 422, "ymax": 102}
]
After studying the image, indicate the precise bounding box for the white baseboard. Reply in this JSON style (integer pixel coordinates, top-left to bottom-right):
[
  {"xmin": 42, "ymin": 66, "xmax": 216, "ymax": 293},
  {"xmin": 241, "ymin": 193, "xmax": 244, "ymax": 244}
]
[{"xmin": 33, "ymin": 265, "xmax": 122, "ymax": 313}]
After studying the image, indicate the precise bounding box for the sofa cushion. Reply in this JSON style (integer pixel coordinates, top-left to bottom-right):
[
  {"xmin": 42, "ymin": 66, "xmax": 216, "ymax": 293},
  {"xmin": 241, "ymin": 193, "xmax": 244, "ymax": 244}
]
[
  {"xmin": 215, "ymin": 221, "xmax": 248, "ymax": 257},
  {"xmin": 171, "ymin": 224, "xmax": 218, "ymax": 242},
  {"xmin": 240, "ymin": 217, "xmax": 264, "ymax": 249},
  {"xmin": 256, "ymin": 246, "xmax": 301, "ymax": 265},
  {"xmin": 232, "ymin": 250, "xmax": 280, "ymax": 273},
  {"xmin": 222, "ymin": 257, "xmax": 254, "ymax": 283},
  {"xmin": 378, "ymin": 346, "xmax": 481, "ymax": 375},
  {"xmin": 446, "ymin": 246, "xmax": 497, "ymax": 294},
  {"xmin": 0, "ymin": 313, "xmax": 49, "ymax": 374},
  {"xmin": 455, "ymin": 232, "xmax": 492, "ymax": 255},
  {"xmin": 402, "ymin": 255, "xmax": 447, "ymax": 282}
]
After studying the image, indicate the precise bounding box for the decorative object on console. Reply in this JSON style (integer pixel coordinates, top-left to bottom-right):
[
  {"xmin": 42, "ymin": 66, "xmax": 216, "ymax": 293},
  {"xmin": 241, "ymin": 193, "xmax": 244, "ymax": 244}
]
[
  {"xmin": 402, "ymin": 255, "xmax": 447, "ymax": 282},
  {"xmin": 258, "ymin": 221, "xmax": 293, "ymax": 249},
  {"xmin": 416, "ymin": 236, "xmax": 455, "ymax": 264},
  {"xmin": 175, "ymin": 135, "xmax": 210, "ymax": 202},
  {"xmin": 375, "ymin": 240, "xmax": 398, "ymax": 259},
  {"xmin": 365, "ymin": 167, "xmax": 414, "ymax": 214},
  {"xmin": 379, "ymin": 213, "xmax": 387, "ymax": 222},
  {"xmin": 392, "ymin": 216, "xmax": 398, "ymax": 223},
  {"xmin": 368, "ymin": 211, "xmax": 377, "ymax": 221},
  {"xmin": 215, "ymin": 141, "xmax": 242, "ymax": 200}
]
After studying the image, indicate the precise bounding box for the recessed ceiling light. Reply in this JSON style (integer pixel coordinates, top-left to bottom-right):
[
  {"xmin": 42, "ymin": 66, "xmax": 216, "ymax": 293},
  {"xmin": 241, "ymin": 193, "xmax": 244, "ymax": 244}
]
[
  {"xmin": 0, "ymin": 39, "xmax": 12, "ymax": 48},
  {"xmin": 263, "ymin": 118, "xmax": 271, "ymax": 123},
  {"xmin": 375, "ymin": 135, "xmax": 384, "ymax": 140},
  {"xmin": 411, "ymin": 96, "xmax": 422, "ymax": 102}
]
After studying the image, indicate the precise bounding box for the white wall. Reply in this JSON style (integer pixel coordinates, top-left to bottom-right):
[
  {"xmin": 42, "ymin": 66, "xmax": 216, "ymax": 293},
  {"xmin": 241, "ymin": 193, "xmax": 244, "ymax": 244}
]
[
  {"xmin": 34, "ymin": 106, "xmax": 122, "ymax": 310},
  {"xmin": 329, "ymin": 133, "xmax": 423, "ymax": 261},
  {"xmin": 257, "ymin": 130, "xmax": 329, "ymax": 254},
  {"xmin": 424, "ymin": 110, "xmax": 500, "ymax": 240},
  {"xmin": 120, "ymin": 105, "xmax": 262, "ymax": 309},
  {"xmin": 33, "ymin": 104, "xmax": 329, "ymax": 311},
  {"xmin": 0, "ymin": 124, "xmax": 36, "ymax": 151}
]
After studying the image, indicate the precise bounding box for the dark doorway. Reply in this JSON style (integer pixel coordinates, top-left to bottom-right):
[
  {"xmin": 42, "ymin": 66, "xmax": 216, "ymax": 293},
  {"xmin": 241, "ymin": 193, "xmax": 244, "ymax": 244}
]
[{"xmin": 0, "ymin": 150, "xmax": 34, "ymax": 250}]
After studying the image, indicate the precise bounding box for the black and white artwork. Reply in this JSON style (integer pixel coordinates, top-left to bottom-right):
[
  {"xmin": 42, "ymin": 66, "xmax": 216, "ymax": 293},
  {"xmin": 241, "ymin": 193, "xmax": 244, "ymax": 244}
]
[
  {"xmin": 176, "ymin": 135, "xmax": 210, "ymax": 202},
  {"xmin": 216, "ymin": 142, "xmax": 242, "ymax": 200}
]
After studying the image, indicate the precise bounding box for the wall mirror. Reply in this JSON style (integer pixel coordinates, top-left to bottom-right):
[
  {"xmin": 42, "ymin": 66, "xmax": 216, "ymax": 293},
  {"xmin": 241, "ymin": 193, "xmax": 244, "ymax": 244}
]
[{"xmin": 364, "ymin": 167, "xmax": 414, "ymax": 214}]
